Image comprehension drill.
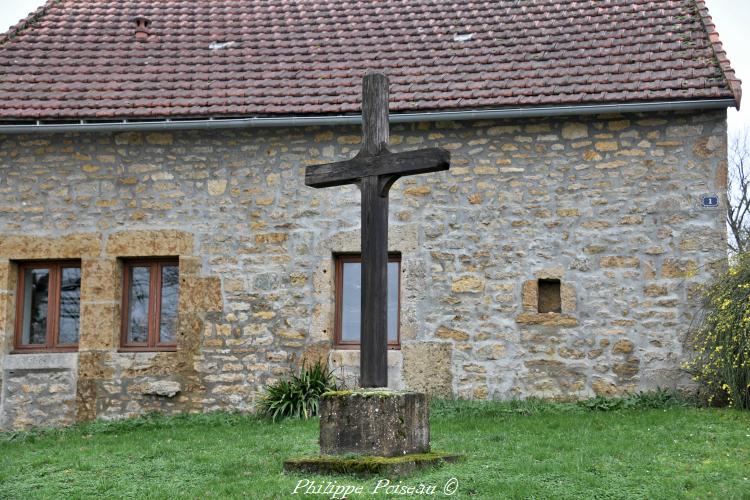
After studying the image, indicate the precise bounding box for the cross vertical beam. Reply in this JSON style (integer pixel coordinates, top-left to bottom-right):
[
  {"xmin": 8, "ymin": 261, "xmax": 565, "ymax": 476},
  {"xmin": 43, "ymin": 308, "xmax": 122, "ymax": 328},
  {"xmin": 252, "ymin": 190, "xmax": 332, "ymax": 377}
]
[
  {"xmin": 304, "ymin": 72, "xmax": 450, "ymax": 389},
  {"xmin": 360, "ymin": 175, "xmax": 389, "ymax": 387},
  {"xmin": 360, "ymin": 73, "xmax": 391, "ymax": 388},
  {"xmin": 361, "ymin": 73, "xmax": 389, "ymax": 155}
]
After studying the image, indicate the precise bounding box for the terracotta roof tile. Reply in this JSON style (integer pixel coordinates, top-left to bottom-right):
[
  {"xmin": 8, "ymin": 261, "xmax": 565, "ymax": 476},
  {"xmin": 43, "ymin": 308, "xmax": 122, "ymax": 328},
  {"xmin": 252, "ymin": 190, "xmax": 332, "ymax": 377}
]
[{"xmin": 0, "ymin": 0, "xmax": 741, "ymax": 121}]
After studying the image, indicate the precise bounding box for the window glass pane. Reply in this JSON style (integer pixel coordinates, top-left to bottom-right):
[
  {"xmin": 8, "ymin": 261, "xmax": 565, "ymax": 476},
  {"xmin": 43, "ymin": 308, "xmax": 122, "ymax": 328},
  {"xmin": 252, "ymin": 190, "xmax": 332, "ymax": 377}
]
[
  {"xmin": 340, "ymin": 260, "xmax": 400, "ymax": 343},
  {"xmin": 341, "ymin": 262, "xmax": 361, "ymax": 342},
  {"xmin": 387, "ymin": 261, "xmax": 399, "ymax": 343},
  {"xmin": 21, "ymin": 268, "xmax": 49, "ymax": 345},
  {"xmin": 127, "ymin": 266, "xmax": 151, "ymax": 344},
  {"xmin": 58, "ymin": 267, "xmax": 81, "ymax": 344},
  {"xmin": 159, "ymin": 265, "xmax": 179, "ymax": 344}
]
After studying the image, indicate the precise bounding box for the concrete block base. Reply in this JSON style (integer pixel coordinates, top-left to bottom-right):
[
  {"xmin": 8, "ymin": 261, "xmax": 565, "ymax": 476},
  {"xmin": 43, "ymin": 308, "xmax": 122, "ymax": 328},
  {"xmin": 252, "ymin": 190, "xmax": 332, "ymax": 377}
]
[{"xmin": 319, "ymin": 389, "xmax": 429, "ymax": 457}]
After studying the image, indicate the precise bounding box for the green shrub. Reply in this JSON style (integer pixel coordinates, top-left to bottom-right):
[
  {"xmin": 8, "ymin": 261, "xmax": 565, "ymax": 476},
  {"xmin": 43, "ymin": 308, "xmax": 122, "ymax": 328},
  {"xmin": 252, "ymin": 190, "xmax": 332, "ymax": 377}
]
[
  {"xmin": 578, "ymin": 389, "xmax": 689, "ymax": 411},
  {"xmin": 258, "ymin": 361, "xmax": 337, "ymax": 421},
  {"xmin": 431, "ymin": 390, "xmax": 690, "ymax": 418},
  {"xmin": 685, "ymin": 255, "xmax": 750, "ymax": 409}
]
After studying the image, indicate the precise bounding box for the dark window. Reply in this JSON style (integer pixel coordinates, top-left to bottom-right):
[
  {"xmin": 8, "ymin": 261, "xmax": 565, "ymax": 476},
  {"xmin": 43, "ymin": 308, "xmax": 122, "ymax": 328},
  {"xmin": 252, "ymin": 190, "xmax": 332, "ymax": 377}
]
[
  {"xmin": 537, "ymin": 279, "xmax": 561, "ymax": 313},
  {"xmin": 121, "ymin": 259, "xmax": 179, "ymax": 350},
  {"xmin": 334, "ymin": 254, "xmax": 401, "ymax": 348},
  {"xmin": 14, "ymin": 261, "xmax": 80, "ymax": 351}
]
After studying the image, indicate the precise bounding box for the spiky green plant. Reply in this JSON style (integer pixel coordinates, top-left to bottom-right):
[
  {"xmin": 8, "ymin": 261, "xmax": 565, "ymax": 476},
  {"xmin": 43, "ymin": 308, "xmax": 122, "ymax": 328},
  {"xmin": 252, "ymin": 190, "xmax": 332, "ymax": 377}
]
[{"xmin": 258, "ymin": 361, "xmax": 337, "ymax": 421}]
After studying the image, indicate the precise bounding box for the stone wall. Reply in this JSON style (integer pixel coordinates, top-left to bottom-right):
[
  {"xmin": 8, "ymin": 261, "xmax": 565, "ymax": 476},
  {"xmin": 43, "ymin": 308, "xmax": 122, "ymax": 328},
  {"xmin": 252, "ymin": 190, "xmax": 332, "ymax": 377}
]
[
  {"xmin": 0, "ymin": 110, "xmax": 727, "ymax": 428},
  {"xmin": 1, "ymin": 353, "xmax": 77, "ymax": 429}
]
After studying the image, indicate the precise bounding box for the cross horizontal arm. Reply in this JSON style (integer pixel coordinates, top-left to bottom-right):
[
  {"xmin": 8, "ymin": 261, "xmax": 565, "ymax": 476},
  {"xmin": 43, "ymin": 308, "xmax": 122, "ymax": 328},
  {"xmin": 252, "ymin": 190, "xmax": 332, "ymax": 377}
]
[{"xmin": 305, "ymin": 147, "xmax": 450, "ymax": 188}]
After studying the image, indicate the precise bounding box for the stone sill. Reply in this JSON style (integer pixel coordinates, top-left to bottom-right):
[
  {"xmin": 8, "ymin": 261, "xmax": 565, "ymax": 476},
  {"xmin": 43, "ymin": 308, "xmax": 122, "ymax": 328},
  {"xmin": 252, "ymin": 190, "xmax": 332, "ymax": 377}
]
[
  {"xmin": 515, "ymin": 313, "xmax": 579, "ymax": 327},
  {"xmin": 117, "ymin": 347, "xmax": 177, "ymax": 353},
  {"xmin": 4, "ymin": 352, "xmax": 78, "ymax": 370},
  {"xmin": 332, "ymin": 344, "xmax": 401, "ymax": 350}
]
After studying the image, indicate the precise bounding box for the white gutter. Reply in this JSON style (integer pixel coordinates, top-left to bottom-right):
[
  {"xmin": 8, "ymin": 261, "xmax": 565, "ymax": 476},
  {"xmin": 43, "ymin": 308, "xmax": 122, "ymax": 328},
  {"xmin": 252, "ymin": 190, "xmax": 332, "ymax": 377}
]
[{"xmin": 0, "ymin": 99, "xmax": 734, "ymax": 134}]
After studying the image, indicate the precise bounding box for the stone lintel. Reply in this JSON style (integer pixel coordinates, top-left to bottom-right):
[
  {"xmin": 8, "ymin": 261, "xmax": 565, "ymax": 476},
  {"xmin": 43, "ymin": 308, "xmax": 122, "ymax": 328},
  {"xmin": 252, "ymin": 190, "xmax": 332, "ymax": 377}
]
[
  {"xmin": 0, "ymin": 234, "xmax": 102, "ymax": 260},
  {"xmin": 105, "ymin": 230, "xmax": 193, "ymax": 256}
]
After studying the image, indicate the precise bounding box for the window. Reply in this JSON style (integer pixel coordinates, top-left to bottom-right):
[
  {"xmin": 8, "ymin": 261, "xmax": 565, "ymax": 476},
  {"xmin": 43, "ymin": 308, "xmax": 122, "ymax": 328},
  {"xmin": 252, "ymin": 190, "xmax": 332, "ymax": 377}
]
[
  {"xmin": 121, "ymin": 259, "xmax": 179, "ymax": 350},
  {"xmin": 14, "ymin": 261, "xmax": 80, "ymax": 351},
  {"xmin": 537, "ymin": 279, "xmax": 561, "ymax": 313},
  {"xmin": 334, "ymin": 254, "xmax": 400, "ymax": 348}
]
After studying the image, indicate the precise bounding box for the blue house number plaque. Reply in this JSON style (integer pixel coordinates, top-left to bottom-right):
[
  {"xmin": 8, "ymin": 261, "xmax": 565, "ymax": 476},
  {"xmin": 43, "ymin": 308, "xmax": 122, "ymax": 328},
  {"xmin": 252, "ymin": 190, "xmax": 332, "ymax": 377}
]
[{"xmin": 701, "ymin": 194, "xmax": 719, "ymax": 208}]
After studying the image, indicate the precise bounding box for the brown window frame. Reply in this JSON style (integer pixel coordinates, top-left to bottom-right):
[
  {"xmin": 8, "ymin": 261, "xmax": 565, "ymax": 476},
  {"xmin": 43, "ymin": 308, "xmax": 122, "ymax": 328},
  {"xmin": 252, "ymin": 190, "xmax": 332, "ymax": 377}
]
[
  {"xmin": 120, "ymin": 258, "xmax": 179, "ymax": 352},
  {"xmin": 13, "ymin": 260, "xmax": 81, "ymax": 353},
  {"xmin": 334, "ymin": 253, "xmax": 401, "ymax": 349}
]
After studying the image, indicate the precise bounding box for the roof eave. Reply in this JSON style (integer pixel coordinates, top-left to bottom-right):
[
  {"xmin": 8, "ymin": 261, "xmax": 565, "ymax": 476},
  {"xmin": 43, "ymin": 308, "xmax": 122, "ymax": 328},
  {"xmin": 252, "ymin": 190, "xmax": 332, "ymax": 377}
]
[{"xmin": 0, "ymin": 98, "xmax": 735, "ymax": 135}]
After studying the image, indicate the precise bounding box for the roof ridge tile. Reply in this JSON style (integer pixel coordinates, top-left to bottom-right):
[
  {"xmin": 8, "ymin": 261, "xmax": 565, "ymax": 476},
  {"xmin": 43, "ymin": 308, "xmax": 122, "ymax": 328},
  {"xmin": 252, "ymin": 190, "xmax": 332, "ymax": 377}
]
[
  {"xmin": 693, "ymin": 0, "xmax": 742, "ymax": 107},
  {"xmin": 0, "ymin": 0, "xmax": 60, "ymax": 46}
]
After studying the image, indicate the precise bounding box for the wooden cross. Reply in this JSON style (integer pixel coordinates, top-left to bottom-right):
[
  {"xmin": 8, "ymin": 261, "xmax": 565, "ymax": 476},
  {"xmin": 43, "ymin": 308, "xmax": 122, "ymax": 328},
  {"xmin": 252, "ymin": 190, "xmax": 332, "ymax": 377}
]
[{"xmin": 305, "ymin": 72, "xmax": 450, "ymax": 387}]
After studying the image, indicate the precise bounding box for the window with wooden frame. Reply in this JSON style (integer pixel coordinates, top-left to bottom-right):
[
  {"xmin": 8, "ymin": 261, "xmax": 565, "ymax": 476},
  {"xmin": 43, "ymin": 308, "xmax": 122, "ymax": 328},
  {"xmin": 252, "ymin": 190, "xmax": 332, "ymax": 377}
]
[
  {"xmin": 14, "ymin": 261, "xmax": 81, "ymax": 352},
  {"xmin": 120, "ymin": 258, "xmax": 179, "ymax": 351},
  {"xmin": 334, "ymin": 253, "xmax": 401, "ymax": 349}
]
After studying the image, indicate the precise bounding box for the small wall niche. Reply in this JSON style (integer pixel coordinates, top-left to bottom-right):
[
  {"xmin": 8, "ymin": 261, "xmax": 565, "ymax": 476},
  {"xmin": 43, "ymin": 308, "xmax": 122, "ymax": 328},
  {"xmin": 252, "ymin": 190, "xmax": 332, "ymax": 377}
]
[{"xmin": 537, "ymin": 279, "xmax": 561, "ymax": 313}]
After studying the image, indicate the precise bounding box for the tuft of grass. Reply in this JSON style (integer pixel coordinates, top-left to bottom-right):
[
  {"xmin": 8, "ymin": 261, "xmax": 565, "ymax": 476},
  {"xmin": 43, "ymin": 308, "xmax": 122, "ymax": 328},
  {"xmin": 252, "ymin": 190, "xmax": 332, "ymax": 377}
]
[
  {"xmin": 577, "ymin": 388, "xmax": 692, "ymax": 411},
  {"xmin": 431, "ymin": 389, "xmax": 691, "ymax": 418},
  {"xmin": 1, "ymin": 410, "xmax": 258, "ymax": 444},
  {"xmin": 430, "ymin": 397, "xmax": 581, "ymax": 419}
]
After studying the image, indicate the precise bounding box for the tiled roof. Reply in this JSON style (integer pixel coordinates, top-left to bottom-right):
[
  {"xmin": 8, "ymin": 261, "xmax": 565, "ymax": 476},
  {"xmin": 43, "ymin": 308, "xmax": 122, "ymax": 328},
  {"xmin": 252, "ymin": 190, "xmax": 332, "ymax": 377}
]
[{"xmin": 0, "ymin": 0, "xmax": 741, "ymax": 121}]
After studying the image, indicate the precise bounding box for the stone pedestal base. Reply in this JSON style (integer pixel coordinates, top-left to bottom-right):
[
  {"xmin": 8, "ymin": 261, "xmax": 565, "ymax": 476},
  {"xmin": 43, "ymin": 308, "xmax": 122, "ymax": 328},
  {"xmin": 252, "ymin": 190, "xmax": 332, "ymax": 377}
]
[
  {"xmin": 319, "ymin": 389, "xmax": 429, "ymax": 457},
  {"xmin": 283, "ymin": 452, "xmax": 461, "ymax": 477}
]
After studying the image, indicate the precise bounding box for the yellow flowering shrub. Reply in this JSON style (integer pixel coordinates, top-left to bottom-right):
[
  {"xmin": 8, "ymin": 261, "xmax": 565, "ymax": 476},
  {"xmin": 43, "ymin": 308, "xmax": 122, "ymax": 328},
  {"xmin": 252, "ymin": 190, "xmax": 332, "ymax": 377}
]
[{"xmin": 685, "ymin": 256, "xmax": 750, "ymax": 409}]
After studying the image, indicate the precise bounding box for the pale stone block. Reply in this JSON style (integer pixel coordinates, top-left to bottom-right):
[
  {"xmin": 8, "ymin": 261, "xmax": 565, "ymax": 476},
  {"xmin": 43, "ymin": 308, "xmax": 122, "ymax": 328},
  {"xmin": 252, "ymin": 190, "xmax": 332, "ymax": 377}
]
[
  {"xmin": 533, "ymin": 266, "xmax": 565, "ymax": 279},
  {"xmin": 3, "ymin": 352, "xmax": 78, "ymax": 370},
  {"xmin": 207, "ymin": 179, "xmax": 227, "ymax": 196},
  {"xmin": 81, "ymin": 258, "xmax": 119, "ymax": 302},
  {"xmin": 600, "ymin": 256, "xmax": 640, "ymax": 268},
  {"xmin": 145, "ymin": 133, "xmax": 173, "ymax": 145},
  {"xmin": 435, "ymin": 326, "xmax": 469, "ymax": 341},
  {"xmin": 401, "ymin": 342, "xmax": 453, "ymax": 397},
  {"xmin": 0, "ymin": 234, "xmax": 101, "ymax": 259},
  {"xmin": 0, "ymin": 260, "xmax": 12, "ymax": 292},
  {"xmin": 179, "ymin": 276, "xmax": 222, "ymax": 312},
  {"xmin": 179, "ymin": 255, "xmax": 202, "ymax": 275},
  {"xmin": 105, "ymin": 230, "xmax": 193, "ymax": 257},
  {"xmin": 131, "ymin": 379, "xmax": 181, "ymax": 397},
  {"xmin": 522, "ymin": 280, "xmax": 537, "ymax": 311},
  {"xmin": 328, "ymin": 350, "xmax": 403, "ymax": 390},
  {"xmin": 515, "ymin": 313, "xmax": 578, "ymax": 327},
  {"xmin": 79, "ymin": 302, "xmax": 118, "ymax": 350},
  {"xmin": 661, "ymin": 258, "xmax": 697, "ymax": 278},
  {"xmin": 560, "ymin": 283, "xmax": 576, "ymax": 313},
  {"xmin": 451, "ymin": 275, "xmax": 485, "ymax": 293},
  {"xmin": 561, "ymin": 122, "xmax": 588, "ymax": 139}
]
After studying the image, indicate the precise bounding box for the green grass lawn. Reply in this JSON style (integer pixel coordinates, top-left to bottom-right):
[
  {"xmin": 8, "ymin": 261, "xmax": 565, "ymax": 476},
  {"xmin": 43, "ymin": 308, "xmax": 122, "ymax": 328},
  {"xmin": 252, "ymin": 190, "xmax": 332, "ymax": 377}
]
[{"xmin": 0, "ymin": 399, "xmax": 749, "ymax": 499}]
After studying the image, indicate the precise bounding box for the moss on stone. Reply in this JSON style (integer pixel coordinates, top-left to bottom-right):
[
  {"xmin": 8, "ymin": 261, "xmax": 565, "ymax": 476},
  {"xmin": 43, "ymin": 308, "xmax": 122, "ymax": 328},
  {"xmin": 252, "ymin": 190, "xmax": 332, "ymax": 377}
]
[
  {"xmin": 283, "ymin": 451, "xmax": 461, "ymax": 477},
  {"xmin": 321, "ymin": 389, "xmax": 418, "ymax": 399}
]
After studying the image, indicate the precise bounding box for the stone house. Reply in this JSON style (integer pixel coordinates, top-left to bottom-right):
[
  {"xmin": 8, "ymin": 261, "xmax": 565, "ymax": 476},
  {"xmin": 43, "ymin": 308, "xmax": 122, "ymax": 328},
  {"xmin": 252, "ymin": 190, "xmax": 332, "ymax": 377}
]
[{"xmin": 0, "ymin": 0, "xmax": 742, "ymax": 430}]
